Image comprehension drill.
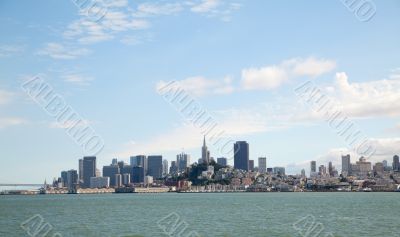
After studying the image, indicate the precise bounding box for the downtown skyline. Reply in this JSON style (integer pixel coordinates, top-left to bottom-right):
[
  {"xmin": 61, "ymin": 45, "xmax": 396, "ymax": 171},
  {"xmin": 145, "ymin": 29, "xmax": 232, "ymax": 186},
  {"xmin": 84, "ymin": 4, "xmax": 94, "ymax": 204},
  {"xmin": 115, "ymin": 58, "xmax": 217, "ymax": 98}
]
[{"xmin": 1, "ymin": 0, "xmax": 400, "ymax": 183}]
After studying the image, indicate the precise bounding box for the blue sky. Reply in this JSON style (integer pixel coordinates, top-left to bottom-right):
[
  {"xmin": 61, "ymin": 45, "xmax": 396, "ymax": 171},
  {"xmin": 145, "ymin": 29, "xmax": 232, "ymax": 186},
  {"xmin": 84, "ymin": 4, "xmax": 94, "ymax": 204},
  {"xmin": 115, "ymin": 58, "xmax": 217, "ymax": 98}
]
[{"xmin": 1, "ymin": 0, "xmax": 400, "ymax": 183}]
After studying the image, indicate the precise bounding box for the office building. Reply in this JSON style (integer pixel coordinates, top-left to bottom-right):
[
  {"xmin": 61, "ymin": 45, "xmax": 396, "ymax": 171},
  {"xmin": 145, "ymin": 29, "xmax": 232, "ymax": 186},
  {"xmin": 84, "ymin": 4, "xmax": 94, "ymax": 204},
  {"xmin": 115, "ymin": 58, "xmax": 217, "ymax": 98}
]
[
  {"xmin": 67, "ymin": 169, "xmax": 78, "ymax": 190},
  {"xmin": 273, "ymin": 167, "xmax": 285, "ymax": 176},
  {"xmin": 115, "ymin": 174, "xmax": 122, "ymax": 187},
  {"xmin": 310, "ymin": 161, "xmax": 316, "ymax": 173},
  {"xmin": 83, "ymin": 156, "xmax": 96, "ymax": 188},
  {"xmin": 234, "ymin": 141, "xmax": 249, "ymax": 171},
  {"xmin": 201, "ymin": 136, "xmax": 210, "ymax": 165},
  {"xmin": 393, "ymin": 155, "xmax": 399, "ymax": 171},
  {"xmin": 373, "ymin": 162, "xmax": 384, "ymax": 175},
  {"xmin": 132, "ymin": 155, "xmax": 147, "ymax": 174},
  {"xmin": 61, "ymin": 171, "xmax": 68, "ymax": 187},
  {"xmin": 217, "ymin": 157, "xmax": 227, "ymax": 166},
  {"xmin": 132, "ymin": 166, "xmax": 145, "ymax": 183},
  {"xmin": 170, "ymin": 161, "xmax": 178, "ymax": 174},
  {"xmin": 144, "ymin": 176, "xmax": 153, "ymax": 186},
  {"xmin": 266, "ymin": 168, "xmax": 273, "ymax": 174},
  {"xmin": 78, "ymin": 159, "xmax": 83, "ymax": 182},
  {"xmin": 103, "ymin": 164, "xmax": 120, "ymax": 187},
  {"xmin": 148, "ymin": 155, "xmax": 163, "ymax": 179},
  {"xmin": 112, "ymin": 158, "xmax": 118, "ymax": 166},
  {"xmin": 162, "ymin": 159, "xmax": 169, "ymax": 177},
  {"xmin": 341, "ymin": 154, "xmax": 351, "ymax": 176},
  {"xmin": 122, "ymin": 173, "xmax": 130, "ymax": 186},
  {"xmin": 258, "ymin": 157, "xmax": 267, "ymax": 174},
  {"xmin": 249, "ymin": 160, "xmax": 254, "ymax": 171},
  {"xmin": 177, "ymin": 153, "xmax": 190, "ymax": 172},
  {"xmin": 90, "ymin": 177, "xmax": 109, "ymax": 188}
]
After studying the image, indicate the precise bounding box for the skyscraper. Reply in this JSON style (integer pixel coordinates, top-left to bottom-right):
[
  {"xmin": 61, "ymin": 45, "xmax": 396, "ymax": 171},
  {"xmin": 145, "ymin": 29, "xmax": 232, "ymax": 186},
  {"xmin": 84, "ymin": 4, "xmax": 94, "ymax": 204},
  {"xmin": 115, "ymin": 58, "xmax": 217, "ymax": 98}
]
[
  {"xmin": 249, "ymin": 160, "xmax": 254, "ymax": 171},
  {"xmin": 133, "ymin": 155, "xmax": 147, "ymax": 174},
  {"xmin": 83, "ymin": 156, "xmax": 96, "ymax": 188},
  {"xmin": 177, "ymin": 153, "xmax": 190, "ymax": 172},
  {"xmin": 103, "ymin": 164, "xmax": 120, "ymax": 187},
  {"xmin": 132, "ymin": 166, "xmax": 145, "ymax": 183},
  {"xmin": 78, "ymin": 159, "xmax": 83, "ymax": 183},
  {"xmin": 393, "ymin": 155, "xmax": 399, "ymax": 171},
  {"xmin": 341, "ymin": 154, "xmax": 351, "ymax": 176},
  {"xmin": 147, "ymin": 155, "xmax": 163, "ymax": 179},
  {"xmin": 67, "ymin": 169, "xmax": 78, "ymax": 190},
  {"xmin": 310, "ymin": 161, "xmax": 316, "ymax": 173},
  {"xmin": 258, "ymin": 157, "xmax": 267, "ymax": 174},
  {"xmin": 162, "ymin": 159, "xmax": 169, "ymax": 176},
  {"xmin": 61, "ymin": 171, "xmax": 68, "ymax": 187},
  {"xmin": 234, "ymin": 141, "xmax": 249, "ymax": 171},
  {"xmin": 217, "ymin": 157, "xmax": 227, "ymax": 166},
  {"xmin": 169, "ymin": 161, "xmax": 178, "ymax": 174},
  {"xmin": 201, "ymin": 136, "xmax": 210, "ymax": 165}
]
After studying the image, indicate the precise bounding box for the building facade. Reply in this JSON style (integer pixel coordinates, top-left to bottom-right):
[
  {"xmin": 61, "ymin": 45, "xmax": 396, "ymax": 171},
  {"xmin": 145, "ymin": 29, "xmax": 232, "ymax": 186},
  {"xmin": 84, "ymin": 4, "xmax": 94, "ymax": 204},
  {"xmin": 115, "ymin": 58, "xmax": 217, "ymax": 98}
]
[{"xmin": 234, "ymin": 141, "xmax": 249, "ymax": 171}]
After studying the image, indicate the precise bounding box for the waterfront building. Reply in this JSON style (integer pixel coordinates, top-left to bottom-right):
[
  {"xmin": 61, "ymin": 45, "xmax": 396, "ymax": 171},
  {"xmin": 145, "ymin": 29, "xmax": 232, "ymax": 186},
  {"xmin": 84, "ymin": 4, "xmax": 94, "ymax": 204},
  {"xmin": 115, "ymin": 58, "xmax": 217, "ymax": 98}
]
[
  {"xmin": 148, "ymin": 155, "xmax": 163, "ymax": 179},
  {"xmin": 103, "ymin": 164, "xmax": 120, "ymax": 187},
  {"xmin": 234, "ymin": 141, "xmax": 249, "ymax": 171},
  {"xmin": 177, "ymin": 153, "xmax": 190, "ymax": 172},
  {"xmin": 201, "ymin": 136, "xmax": 210, "ymax": 165},
  {"xmin": 90, "ymin": 177, "xmax": 109, "ymax": 188},
  {"xmin": 373, "ymin": 162, "xmax": 384, "ymax": 175},
  {"xmin": 115, "ymin": 174, "xmax": 122, "ymax": 187},
  {"xmin": 61, "ymin": 171, "xmax": 68, "ymax": 187},
  {"xmin": 83, "ymin": 156, "xmax": 96, "ymax": 188},
  {"xmin": 169, "ymin": 161, "xmax": 178, "ymax": 174},
  {"xmin": 112, "ymin": 158, "xmax": 118, "ymax": 166},
  {"xmin": 122, "ymin": 173, "xmax": 130, "ymax": 186},
  {"xmin": 144, "ymin": 176, "xmax": 153, "ymax": 186},
  {"xmin": 354, "ymin": 157, "xmax": 372, "ymax": 177},
  {"xmin": 162, "ymin": 159, "xmax": 168, "ymax": 176},
  {"xmin": 78, "ymin": 159, "xmax": 83, "ymax": 183},
  {"xmin": 67, "ymin": 169, "xmax": 78, "ymax": 190},
  {"xmin": 393, "ymin": 155, "xmax": 399, "ymax": 171},
  {"xmin": 258, "ymin": 157, "xmax": 267, "ymax": 174},
  {"xmin": 341, "ymin": 154, "xmax": 351, "ymax": 176},
  {"xmin": 273, "ymin": 167, "xmax": 285, "ymax": 176},
  {"xmin": 249, "ymin": 160, "xmax": 255, "ymax": 171},
  {"xmin": 217, "ymin": 157, "xmax": 227, "ymax": 166},
  {"xmin": 132, "ymin": 166, "xmax": 145, "ymax": 183},
  {"xmin": 310, "ymin": 161, "xmax": 316, "ymax": 172}
]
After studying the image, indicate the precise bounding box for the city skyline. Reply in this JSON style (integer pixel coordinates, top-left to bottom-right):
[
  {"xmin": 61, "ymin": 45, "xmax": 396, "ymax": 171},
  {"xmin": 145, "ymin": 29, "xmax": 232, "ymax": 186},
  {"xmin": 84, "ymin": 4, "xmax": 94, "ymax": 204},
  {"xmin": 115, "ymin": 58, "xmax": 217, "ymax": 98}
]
[{"xmin": 1, "ymin": 1, "xmax": 400, "ymax": 183}]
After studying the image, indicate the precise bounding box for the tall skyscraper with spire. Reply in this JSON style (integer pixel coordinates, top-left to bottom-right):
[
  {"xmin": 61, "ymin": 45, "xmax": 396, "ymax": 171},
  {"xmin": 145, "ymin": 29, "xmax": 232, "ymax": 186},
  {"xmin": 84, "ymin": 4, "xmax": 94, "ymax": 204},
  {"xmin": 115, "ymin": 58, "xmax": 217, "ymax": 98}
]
[{"xmin": 201, "ymin": 136, "xmax": 210, "ymax": 165}]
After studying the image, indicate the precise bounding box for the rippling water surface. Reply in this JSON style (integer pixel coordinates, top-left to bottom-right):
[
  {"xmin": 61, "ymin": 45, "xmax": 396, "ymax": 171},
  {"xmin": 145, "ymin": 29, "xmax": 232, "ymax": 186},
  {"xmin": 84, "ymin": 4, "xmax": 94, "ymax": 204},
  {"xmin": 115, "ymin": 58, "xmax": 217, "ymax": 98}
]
[{"xmin": 0, "ymin": 192, "xmax": 399, "ymax": 236}]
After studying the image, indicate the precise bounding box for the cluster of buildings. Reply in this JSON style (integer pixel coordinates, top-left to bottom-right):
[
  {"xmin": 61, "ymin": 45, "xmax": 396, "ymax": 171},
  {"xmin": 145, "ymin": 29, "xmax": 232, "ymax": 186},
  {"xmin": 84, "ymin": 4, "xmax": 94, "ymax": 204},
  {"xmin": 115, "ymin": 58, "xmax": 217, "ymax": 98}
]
[{"xmin": 43, "ymin": 136, "xmax": 400, "ymax": 194}]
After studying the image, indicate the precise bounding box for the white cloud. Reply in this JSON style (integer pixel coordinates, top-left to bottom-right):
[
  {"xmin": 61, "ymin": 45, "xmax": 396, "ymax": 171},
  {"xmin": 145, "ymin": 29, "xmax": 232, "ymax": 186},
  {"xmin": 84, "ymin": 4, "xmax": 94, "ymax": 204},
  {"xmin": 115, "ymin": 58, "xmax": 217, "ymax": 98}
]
[
  {"xmin": 0, "ymin": 117, "xmax": 26, "ymax": 129},
  {"xmin": 241, "ymin": 57, "xmax": 336, "ymax": 90},
  {"xmin": 49, "ymin": 119, "xmax": 91, "ymax": 129},
  {"xmin": 242, "ymin": 65, "xmax": 288, "ymax": 90},
  {"xmin": 156, "ymin": 76, "xmax": 234, "ymax": 97},
  {"xmin": 285, "ymin": 57, "xmax": 337, "ymax": 77},
  {"xmin": 191, "ymin": 0, "xmax": 220, "ymax": 13},
  {"xmin": 62, "ymin": 74, "xmax": 94, "ymax": 86},
  {"xmin": 190, "ymin": 0, "xmax": 241, "ymax": 21},
  {"xmin": 135, "ymin": 2, "xmax": 184, "ymax": 16},
  {"xmin": 0, "ymin": 45, "xmax": 25, "ymax": 57},
  {"xmin": 37, "ymin": 43, "xmax": 90, "ymax": 59},
  {"xmin": 333, "ymin": 72, "xmax": 400, "ymax": 118},
  {"xmin": 0, "ymin": 90, "xmax": 14, "ymax": 105}
]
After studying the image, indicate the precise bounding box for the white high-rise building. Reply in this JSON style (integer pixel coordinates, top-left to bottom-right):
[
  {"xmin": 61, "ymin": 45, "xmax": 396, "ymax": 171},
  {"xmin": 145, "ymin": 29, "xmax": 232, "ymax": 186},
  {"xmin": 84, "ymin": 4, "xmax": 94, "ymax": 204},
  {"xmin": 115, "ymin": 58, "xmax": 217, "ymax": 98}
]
[
  {"xmin": 258, "ymin": 157, "xmax": 267, "ymax": 173},
  {"xmin": 201, "ymin": 136, "xmax": 210, "ymax": 165},
  {"xmin": 162, "ymin": 159, "xmax": 169, "ymax": 176}
]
